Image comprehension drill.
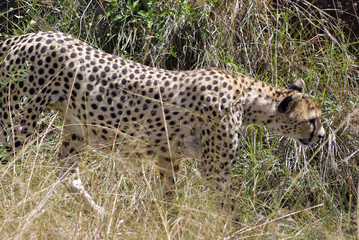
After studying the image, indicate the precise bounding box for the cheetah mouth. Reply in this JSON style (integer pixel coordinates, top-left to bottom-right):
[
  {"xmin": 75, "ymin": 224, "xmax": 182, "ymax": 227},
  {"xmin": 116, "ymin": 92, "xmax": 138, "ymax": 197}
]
[
  {"xmin": 298, "ymin": 124, "xmax": 316, "ymax": 146},
  {"xmin": 298, "ymin": 138, "xmax": 311, "ymax": 146}
]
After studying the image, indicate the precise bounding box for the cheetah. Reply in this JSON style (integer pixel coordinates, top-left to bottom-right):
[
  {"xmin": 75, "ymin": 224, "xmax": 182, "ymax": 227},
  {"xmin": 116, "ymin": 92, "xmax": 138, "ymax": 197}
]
[{"xmin": 0, "ymin": 32, "xmax": 325, "ymax": 214}]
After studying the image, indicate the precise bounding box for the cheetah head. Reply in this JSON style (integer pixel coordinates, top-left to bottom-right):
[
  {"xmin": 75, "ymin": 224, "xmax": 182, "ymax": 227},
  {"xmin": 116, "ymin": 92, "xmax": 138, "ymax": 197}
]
[{"xmin": 273, "ymin": 79, "xmax": 325, "ymax": 145}]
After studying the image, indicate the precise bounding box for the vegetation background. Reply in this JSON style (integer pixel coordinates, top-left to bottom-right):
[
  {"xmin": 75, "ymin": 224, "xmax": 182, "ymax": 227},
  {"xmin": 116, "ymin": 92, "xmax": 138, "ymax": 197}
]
[{"xmin": 0, "ymin": 0, "xmax": 358, "ymax": 239}]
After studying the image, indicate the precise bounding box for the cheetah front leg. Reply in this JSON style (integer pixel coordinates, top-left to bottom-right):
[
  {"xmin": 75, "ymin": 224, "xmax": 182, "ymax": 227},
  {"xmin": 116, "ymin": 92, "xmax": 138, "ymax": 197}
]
[
  {"xmin": 157, "ymin": 156, "xmax": 180, "ymax": 193},
  {"xmin": 199, "ymin": 124, "xmax": 240, "ymax": 215}
]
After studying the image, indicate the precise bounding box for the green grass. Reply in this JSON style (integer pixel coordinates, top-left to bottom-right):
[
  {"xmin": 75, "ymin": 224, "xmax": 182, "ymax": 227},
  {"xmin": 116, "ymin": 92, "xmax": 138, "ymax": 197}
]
[{"xmin": 1, "ymin": 0, "xmax": 358, "ymax": 239}]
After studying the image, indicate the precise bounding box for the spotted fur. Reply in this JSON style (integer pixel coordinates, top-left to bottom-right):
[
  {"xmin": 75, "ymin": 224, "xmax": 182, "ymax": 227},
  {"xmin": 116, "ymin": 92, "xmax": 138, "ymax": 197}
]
[{"xmin": 0, "ymin": 32, "xmax": 324, "ymax": 193}]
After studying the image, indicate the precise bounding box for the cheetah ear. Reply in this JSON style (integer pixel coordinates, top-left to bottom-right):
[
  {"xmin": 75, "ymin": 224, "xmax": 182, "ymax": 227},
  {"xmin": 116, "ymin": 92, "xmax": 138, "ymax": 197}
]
[
  {"xmin": 278, "ymin": 94, "xmax": 302, "ymax": 113},
  {"xmin": 288, "ymin": 79, "xmax": 305, "ymax": 93}
]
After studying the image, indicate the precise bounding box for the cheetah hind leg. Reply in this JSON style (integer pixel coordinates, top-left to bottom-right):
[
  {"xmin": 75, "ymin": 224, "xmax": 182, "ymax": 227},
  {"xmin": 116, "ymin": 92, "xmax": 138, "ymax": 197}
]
[
  {"xmin": 157, "ymin": 157, "xmax": 180, "ymax": 194},
  {"xmin": 58, "ymin": 137, "xmax": 106, "ymax": 217}
]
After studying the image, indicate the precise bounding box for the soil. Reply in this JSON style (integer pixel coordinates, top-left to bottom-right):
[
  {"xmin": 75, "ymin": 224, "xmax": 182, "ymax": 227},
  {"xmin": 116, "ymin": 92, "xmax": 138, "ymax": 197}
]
[
  {"xmin": 310, "ymin": 0, "xmax": 359, "ymax": 40},
  {"xmin": 270, "ymin": 0, "xmax": 359, "ymax": 45}
]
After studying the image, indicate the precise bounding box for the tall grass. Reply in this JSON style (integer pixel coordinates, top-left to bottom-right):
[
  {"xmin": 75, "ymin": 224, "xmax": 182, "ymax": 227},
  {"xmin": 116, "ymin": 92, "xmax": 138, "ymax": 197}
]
[{"xmin": 0, "ymin": 0, "xmax": 358, "ymax": 238}]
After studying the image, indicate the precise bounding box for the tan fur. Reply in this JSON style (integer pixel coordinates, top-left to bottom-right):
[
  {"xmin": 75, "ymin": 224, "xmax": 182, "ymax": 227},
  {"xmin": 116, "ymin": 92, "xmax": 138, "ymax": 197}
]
[{"xmin": 0, "ymin": 32, "xmax": 325, "ymax": 214}]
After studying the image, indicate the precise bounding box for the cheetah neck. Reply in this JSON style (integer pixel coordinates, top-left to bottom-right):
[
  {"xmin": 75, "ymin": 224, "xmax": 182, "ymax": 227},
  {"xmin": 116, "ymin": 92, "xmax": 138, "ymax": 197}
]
[{"xmin": 240, "ymin": 77, "xmax": 288, "ymax": 127}]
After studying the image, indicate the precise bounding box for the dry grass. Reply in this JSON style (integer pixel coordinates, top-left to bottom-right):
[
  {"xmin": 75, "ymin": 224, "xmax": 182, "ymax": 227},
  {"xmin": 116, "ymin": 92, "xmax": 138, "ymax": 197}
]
[
  {"xmin": 0, "ymin": 135, "xmax": 231, "ymax": 239},
  {"xmin": 1, "ymin": 133, "xmax": 351, "ymax": 239}
]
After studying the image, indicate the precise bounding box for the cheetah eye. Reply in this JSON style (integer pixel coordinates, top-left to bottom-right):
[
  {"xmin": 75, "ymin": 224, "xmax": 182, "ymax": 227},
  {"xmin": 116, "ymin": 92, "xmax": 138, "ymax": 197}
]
[{"xmin": 309, "ymin": 118, "xmax": 316, "ymax": 129}]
